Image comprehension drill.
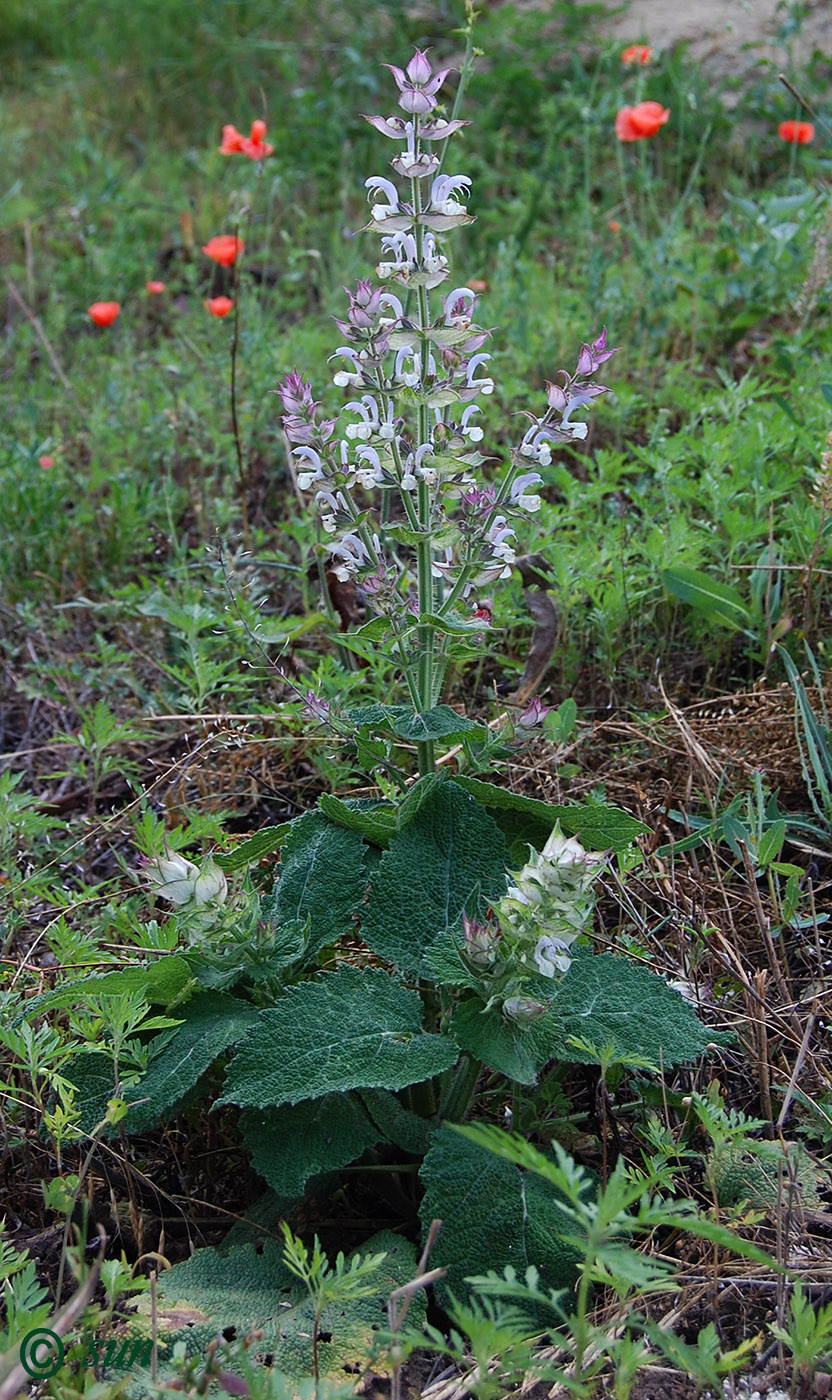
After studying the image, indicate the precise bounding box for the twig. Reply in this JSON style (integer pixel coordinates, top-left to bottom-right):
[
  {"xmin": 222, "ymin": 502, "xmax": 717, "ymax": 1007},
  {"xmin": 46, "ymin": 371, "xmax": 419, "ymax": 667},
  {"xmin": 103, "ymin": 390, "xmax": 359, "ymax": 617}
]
[
  {"xmin": 0, "ymin": 1227, "xmax": 106, "ymax": 1400},
  {"xmin": 388, "ymin": 1219, "xmax": 445, "ymax": 1400},
  {"xmin": 6, "ymin": 276, "xmax": 80, "ymax": 405},
  {"xmin": 778, "ymin": 74, "xmax": 832, "ymax": 144}
]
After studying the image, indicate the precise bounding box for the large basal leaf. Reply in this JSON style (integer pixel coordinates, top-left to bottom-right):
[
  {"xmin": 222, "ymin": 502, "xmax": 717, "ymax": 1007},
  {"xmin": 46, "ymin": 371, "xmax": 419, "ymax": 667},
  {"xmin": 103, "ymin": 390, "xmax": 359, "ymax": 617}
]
[
  {"xmin": 318, "ymin": 794, "xmax": 398, "ymax": 847},
  {"xmin": 124, "ymin": 992, "xmax": 257, "ymax": 1131},
  {"xmin": 346, "ymin": 703, "xmax": 485, "ymax": 744},
  {"xmin": 261, "ymin": 811, "xmax": 368, "ymax": 954},
  {"xmin": 450, "ymin": 996, "xmax": 564, "ymax": 1087},
  {"xmin": 419, "ymin": 1126, "xmax": 581, "ymax": 1307},
  {"xmin": 61, "ymin": 993, "xmax": 256, "ymax": 1136},
  {"xmin": 124, "ymin": 1232, "xmax": 421, "ymax": 1390},
  {"xmin": 359, "ymin": 1088, "xmax": 433, "ymax": 1155},
  {"xmin": 219, "ymin": 965, "xmax": 458, "ymax": 1109},
  {"xmin": 360, "ymin": 780, "xmax": 508, "ymax": 975},
  {"xmin": 662, "ymin": 566, "xmax": 750, "ymax": 631},
  {"xmin": 13, "ymin": 956, "xmax": 195, "ymax": 1026},
  {"xmin": 240, "ymin": 1093, "xmax": 382, "ymax": 1197},
  {"xmin": 452, "ymin": 776, "xmax": 647, "ymax": 857},
  {"xmin": 552, "ymin": 951, "xmax": 732, "ymax": 1067}
]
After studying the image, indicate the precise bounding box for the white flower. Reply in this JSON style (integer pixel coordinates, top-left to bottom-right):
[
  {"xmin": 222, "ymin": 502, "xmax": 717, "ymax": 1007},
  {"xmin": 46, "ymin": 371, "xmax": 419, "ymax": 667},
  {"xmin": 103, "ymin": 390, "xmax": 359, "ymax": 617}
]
[
  {"xmin": 534, "ymin": 933, "xmax": 575, "ymax": 978},
  {"xmin": 192, "ymin": 857, "xmax": 228, "ymax": 908},
  {"xmin": 145, "ymin": 851, "xmax": 227, "ymax": 909},
  {"xmin": 145, "ymin": 850, "xmax": 200, "ymax": 905}
]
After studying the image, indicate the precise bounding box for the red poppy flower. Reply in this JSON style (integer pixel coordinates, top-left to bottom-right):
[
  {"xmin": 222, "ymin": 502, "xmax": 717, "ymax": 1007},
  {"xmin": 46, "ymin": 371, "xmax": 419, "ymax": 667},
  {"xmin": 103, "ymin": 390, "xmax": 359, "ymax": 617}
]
[
  {"xmin": 615, "ymin": 101, "xmax": 670, "ymax": 141},
  {"xmin": 88, "ymin": 301, "xmax": 121, "ymax": 327},
  {"xmin": 219, "ymin": 119, "xmax": 273, "ymax": 161},
  {"xmin": 205, "ymin": 296, "xmax": 234, "ymax": 318},
  {"xmin": 201, "ymin": 235, "xmax": 244, "ymax": 267},
  {"xmin": 621, "ymin": 44, "xmax": 653, "ymax": 65},
  {"xmin": 608, "ymin": 219, "xmax": 622, "ymax": 232},
  {"xmin": 39, "ymin": 455, "xmax": 54, "ymax": 469},
  {"xmin": 146, "ymin": 280, "xmax": 166, "ymax": 294},
  {"xmin": 778, "ymin": 120, "xmax": 814, "ymax": 145}
]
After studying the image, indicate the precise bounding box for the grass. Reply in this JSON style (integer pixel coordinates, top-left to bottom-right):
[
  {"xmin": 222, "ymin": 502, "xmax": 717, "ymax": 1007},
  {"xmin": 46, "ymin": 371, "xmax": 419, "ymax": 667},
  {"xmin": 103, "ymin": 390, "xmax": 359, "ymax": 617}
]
[{"xmin": 2, "ymin": 0, "xmax": 832, "ymax": 1394}]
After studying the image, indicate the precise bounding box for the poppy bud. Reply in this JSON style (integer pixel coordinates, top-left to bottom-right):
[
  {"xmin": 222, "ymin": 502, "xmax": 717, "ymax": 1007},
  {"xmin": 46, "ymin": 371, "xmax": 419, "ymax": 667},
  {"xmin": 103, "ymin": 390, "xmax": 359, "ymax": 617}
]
[
  {"xmin": 205, "ymin": 296, "xmax": 235, "ymax": 317},
  {"xmin": 88, "ymin": 301, "xmax": 121, "ymax": 327}
]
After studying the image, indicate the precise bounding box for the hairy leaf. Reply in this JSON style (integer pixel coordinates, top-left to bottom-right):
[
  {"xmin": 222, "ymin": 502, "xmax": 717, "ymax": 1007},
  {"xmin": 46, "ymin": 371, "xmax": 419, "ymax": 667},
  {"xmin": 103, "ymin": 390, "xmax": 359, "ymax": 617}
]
[
  {"xmin": 419, "ymin": 1126, "xmax": 581, "ymax": 1307},
  {"xmin": 361, "ymin": 780, "xmax": 508, "ymax": 975},
  {"xmin": 345, "ymin": 703, "xmax": 485, "ymax": 744},
  {"xmin": 318, "ymin": 794, "xmax": 398, "ymax": 847},
  {"xmin": 13, "ymin": 956, "xmax": 194, "ymax": 1026},
  {"xmin": 241, "ymin": 1093, "xmax": 382, "ymax": 1196},
  {"xmin": 553, "ymin": 951, "xmax": 732, "ymax": 1067},
  {"xmin": 219, "ymin": 966, "xmax": 458, "ymax": 1108},
  {"xmin": 125, "ymin": 993, "xmax": 257, "ymax": 1131},
  {"xmin": 452, "ymin": 776, "xmax": 647, "ymax": 855},
  {"xmin": 213, "ymin": 824, "xmax": 291, "ymax": 872},
  {"xmin": 262, "ymin": 811, "xmax": 368, "ymax": 954},
  {"xmin": 360, "ymin": 1088, "xmax": 432, "ymax": 1154},
  {"xmin": 450, "ymin": 996, "xmax": 563, "ymax": 1086},
  {"xmin": 126, "ymin": 1232, "xmax": 421, "ymax": 1386}
]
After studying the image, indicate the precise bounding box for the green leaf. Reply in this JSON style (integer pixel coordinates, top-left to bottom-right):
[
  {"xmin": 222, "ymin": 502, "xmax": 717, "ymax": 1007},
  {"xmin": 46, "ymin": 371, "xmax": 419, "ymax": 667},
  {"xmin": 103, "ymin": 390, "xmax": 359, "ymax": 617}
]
[
  {"xmin": 13, "ymin": 956, "xmax": 194, "ymax": 1026},
  {"xmin": 62, "ymin": 994, "xmax": 257, "ymax": 1137},
  {"xmin": 262, "ymin": 811, "xmax": 368, "ymax": 955},
  {"xmin": 125, "ymin": 993, "xmax": 257, "ymax": 1131},
  {"xmin": 128, "ymin": 1232, "xmax": 421, "ymax": 1385},
  {"xmin": 452, "ymin": 776, "xmax": 647, "ymax": 855},
  {"xmin": 422, "ymin": 611, "xmax": 491, "ymax": 636},
  {"xmin": 359, "ymin": 1088, "xmax": 432, "ymax": 1154},
  {"xmin": 450, "ymin": 996, "xmax": 563, "ymax": 1086},
  {"xmin": 240, "ymin": 1093, "xmax": 382, "ymax": 1197},
  {"xmin": 214, "ymin": 825, "xmax": 290, "ymax": 872},
  {"xmin": 423, "ymin": 930, "xmax": 486, "ymax": 991},
  {"xmin": 419, "ymin": 1126, "xmax": 581, "ymax": 1307},
  {"xmin": 219, "ymin": 966, "xmax": 458, "ymax": 1108},
  {"xmin": 553, "ymin": 951, "xmax": 732, "ymax": 1067},
  {"xmin": 345, "ymin": 703, "xmax": 485, "ymax": 744},
  {"xmin": 318, "ymin": 794, "xmax": 398, "ymax": 847},
  {"xmin": 662, "ymin": 567, "xmax": 750, "ymax": 631},
  {"xmin": 360, "ymin": 781, "xmax": 508, "ymax": 975}
]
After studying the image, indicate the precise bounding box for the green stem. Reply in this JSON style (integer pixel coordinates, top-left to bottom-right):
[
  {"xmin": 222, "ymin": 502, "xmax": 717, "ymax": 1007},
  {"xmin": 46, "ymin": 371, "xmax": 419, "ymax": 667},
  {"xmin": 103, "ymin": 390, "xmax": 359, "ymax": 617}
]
[{"xmin": 440, "ymin": 1053, "xmax": 482, "ymax": 1122}]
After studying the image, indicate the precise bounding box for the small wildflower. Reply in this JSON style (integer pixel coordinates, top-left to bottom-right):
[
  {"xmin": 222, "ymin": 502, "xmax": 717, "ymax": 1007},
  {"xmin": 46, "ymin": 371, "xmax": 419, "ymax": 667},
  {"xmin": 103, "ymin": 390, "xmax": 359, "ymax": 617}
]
[
  {"xmin": 205, "ymin": 296, "xmax": 235, "ymax": 317},
  {"xmin": 778, "ymin": 120, "xmax": 814, "ymax": 145},
  {"xmin": 88, "ymin": 301, "xmax": 121, "ymax": 327},
  {"xmin": 38, "ymin": 455, "xmax": 54, "ymax": 469},
  {"xmin": 615, "ymin": 101, "xmax": 670, "ymax": 141},
  {"xmin": 220, "ymin": 119, "xmax": 274, "ymax": 160},
  {"xmin": 385, "ymin": 48, "xmax": 453, "ymax": 115},
  {"xmin": 303, "ymin": 692, "xmax": 332, "ymax": 724},
  {"xmin": 202, "ymin": 235, "xmax": 244, "ymax": 267},
  {"xmin": 146, "ymin": 280, "xmax": 166, "ymax": 294},
  {"xmin": 621, "ymin": 44, "xmax": 653, "ymax": 64},
  {"xmin": 608, "ymin": 219, "xmax": 621, "ymax": 233},
  {"xmin": 517, "ymin": 697, "xmax": 552, "ymax": 728}
]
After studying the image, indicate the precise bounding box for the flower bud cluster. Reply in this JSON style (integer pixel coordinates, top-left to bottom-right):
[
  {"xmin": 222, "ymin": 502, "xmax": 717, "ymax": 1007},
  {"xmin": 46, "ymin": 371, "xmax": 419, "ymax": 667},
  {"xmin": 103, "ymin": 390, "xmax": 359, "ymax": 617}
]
[
  {"xmin": 498, "ymin": 825, "xmax": 604, "ymax": 980},
  {"xmin": 143, "ymin": 850, "xmax": 228, "ymax": 909}
]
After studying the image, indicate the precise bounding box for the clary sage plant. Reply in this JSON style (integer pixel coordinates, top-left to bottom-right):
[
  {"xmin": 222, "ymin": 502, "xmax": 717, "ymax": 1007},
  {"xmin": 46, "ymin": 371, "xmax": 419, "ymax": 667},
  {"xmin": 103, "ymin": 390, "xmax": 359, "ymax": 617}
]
[{"xmin": 46, "ymin": 40, "xmax": 727, "ymax": 1372}]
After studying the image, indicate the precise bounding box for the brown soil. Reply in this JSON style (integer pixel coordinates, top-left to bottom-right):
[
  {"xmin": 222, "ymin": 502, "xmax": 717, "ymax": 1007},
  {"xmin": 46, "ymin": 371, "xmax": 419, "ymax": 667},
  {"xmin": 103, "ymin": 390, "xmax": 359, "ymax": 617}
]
[{"xmin": 574, "ymin": 0, "xmax": 831, "ymax": 79}]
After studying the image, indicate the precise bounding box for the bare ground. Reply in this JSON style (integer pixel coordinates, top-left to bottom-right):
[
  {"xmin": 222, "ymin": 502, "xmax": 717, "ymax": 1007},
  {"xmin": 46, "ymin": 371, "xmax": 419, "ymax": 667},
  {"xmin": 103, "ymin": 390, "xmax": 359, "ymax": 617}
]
[{"xmin": 575, "ymin": 0, "xmax": 831, "ymax": 79}]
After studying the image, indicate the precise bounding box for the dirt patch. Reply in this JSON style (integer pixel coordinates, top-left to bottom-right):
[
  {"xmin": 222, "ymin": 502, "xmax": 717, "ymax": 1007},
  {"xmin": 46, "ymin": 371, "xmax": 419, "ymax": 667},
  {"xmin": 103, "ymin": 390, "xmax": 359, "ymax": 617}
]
[{"xmin": 575, "ymin": 0, "xmax": 830, "ymax": 79}]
